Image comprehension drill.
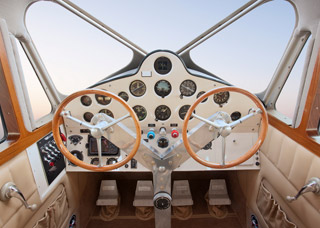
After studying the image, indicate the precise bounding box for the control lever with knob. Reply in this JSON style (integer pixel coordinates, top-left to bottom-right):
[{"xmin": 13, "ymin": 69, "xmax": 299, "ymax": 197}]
[
  {"xmin": 286, "ymin": 177, "xmax": 320, "ymax": 202},
  {"xmin": 0, "ymin": 182, "xmax": 37, "ymax": 211}
]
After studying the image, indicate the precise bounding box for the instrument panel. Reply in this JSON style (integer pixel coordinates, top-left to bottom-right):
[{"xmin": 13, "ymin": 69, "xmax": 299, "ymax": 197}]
[{"xmin": 63, "ymin": 51, "xmax": 260, "ymax": 172}]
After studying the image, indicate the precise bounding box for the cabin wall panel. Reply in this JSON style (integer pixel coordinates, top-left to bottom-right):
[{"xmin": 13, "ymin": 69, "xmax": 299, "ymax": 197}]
[
  {"xmin": 245, "ymin": 125, "xmax": 320, "ymax": 228},
  {"xmin": 0, "ymin": 150, "xmax": 80, "ymax": 228},
  {"xmin": 277, "ymin": 137, "xmax": 297, "ymax": 177}
]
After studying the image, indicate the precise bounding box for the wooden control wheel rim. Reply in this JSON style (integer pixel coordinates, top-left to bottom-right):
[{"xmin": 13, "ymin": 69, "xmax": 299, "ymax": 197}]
[
  {"xmin": 182, "ymin": 86, "xmax": 268, "ymax": 169},
  {"xmin": 52, "ymin": 89, "xmax": 141, "ymax": 171}
]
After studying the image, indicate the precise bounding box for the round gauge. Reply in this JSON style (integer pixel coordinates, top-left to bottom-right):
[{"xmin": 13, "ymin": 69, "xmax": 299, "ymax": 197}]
[
  {"xmin": 202, "ymin": 141, "xmax": 212, "ymax": 150},
  {"xmin": 213, "ymin": 91, "xmax": 230, "ymax": 105},
  {"xmin": 80, "ymin": 95, "xmax": 92, "ymax": 106},
  {"xmin": 95, "ymin": 94, "xmax": 111, "ymax": 105},
  {"xmin": 196, "ymin": 91, "xmax": 208, "ymax": 103},
  {"xmin": 118, "ymin": 91, "xmax": 129, "ymax": 101},
  {"xmin": 130, "ymin": 80, "xmax": 146, "ymax": 97},
  {"xmin": 179, "ymin": 105, "xmax": 194, "ymax": 120},
  {"xmin": 155, "ymin": 105, "xmax": 171, "ymax": 121},
  {"xmin": 180, "ymin": 80, "xmax": 196, "ymax": 97},
  {"xmin": 83, "ymin": 112, "xmax": 94, "ymax": 122},
  {"xmin": 154, "ymin": 57, "xmax": 172, "ymax": 75},
  {"xmin": 70, "ymin": 150, "xmax": 83, "ymax": 166},
  {"xmin": 91, "ymin": 158, "xmax": 100, "ymax": 165},
  {"xmin": 99, "ymin": 109, "xmax": 114, "ymax": 118},
  {"xmin": 231, "ymin": 111, "xmax": 241, "ymax": 121},
  {"xmin": 155, "ymin": 80, "xmax": 172, "ymax": 98},
  {"xmin": 133, "ymin": 105, "xmax": 147, "ymax": 121},
  {"xmin": 154, "ymin": 193, "xmax": 171, "ymax": 210}
]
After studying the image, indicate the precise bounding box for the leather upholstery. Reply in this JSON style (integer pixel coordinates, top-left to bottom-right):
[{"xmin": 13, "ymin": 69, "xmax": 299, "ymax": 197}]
[
  {"xmin": 0, "ymin": 151, "xmax": 78, "ymax": 228},
  {"xmin": 242, "ymin": 126, "xmax": 320, "ymax": 228}
]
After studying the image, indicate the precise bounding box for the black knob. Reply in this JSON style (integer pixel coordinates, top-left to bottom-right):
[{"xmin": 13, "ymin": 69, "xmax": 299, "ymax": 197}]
[{"xmin": 157, "ymin": 137, "xmax": 169, "ymax": 148}]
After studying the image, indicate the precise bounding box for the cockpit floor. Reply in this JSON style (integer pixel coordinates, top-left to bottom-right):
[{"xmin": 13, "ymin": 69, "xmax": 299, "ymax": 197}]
[{"xmin": 84, "ymin": 171, "xmax": 246, "ymax": 228}]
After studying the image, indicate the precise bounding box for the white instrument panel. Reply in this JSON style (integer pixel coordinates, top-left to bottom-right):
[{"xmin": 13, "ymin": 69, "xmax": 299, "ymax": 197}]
[{"xmin": 63, "ymin": 51, "xmax": 261, "ymax": 172}]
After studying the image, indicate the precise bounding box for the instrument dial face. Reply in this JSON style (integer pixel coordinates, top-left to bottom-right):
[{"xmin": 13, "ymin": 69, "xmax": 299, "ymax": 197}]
[
  {"xmin": 231, "ymin": 111, "xmax": 241, "ymax": 121},
  {"xmin": 83, "ymin": 112, "xmax": 94, "ymax": 122},
  {"xmin": 70, "ymin": 150, "xmax": 83, "ymax": 166},
  {"xmin": 179, "ymin": 105, "xmax": 194, "ymax": 120},
  {"xmin": 154, "ymin": 57, "xmax": 172, "ymax": 75},
  {"xmin": 95, "ymin": 94, "xmax": 111, "ymax": 105},
  {"xmin": 130, "ymin": 80, "xmax": 146, "ymax": 97},
  {"xmin": 80, "ymin": 95, "xmax": 92, "ymax": 106},
  {"xmin": 155, "ymin": 105, "xmax": 171, "ymax": 121},
  {"xmin": 196, "ymin": 91, "xmax": 208, "ymax": 103},
  {"xmin": 99, "ymin": 109, "xmax": 114, "ymax": 118},
  {"xmin": 154, "ymin": 196, "xmax": 171, "ymax": 210},
  {"xmin": 213, "ymin": 91, "xmax": 230, "ymax": 105},
  {"xmin": 202, "ymin": 141, "xmax": 212, "ymax": 150},
  {"xmin": 154, "ymin": 80, "xmax": 172, "ymax": 98},
  {"xmin": 118, "ymin": 91, "xmax": 129, "ymax": 101},
  {"xmin": 180, "ymin": 80, "xmax": 196, "ymax": 97},
  {"xmin": 133, "ymin": 105, "xmax": 147, "ymax": 121}
]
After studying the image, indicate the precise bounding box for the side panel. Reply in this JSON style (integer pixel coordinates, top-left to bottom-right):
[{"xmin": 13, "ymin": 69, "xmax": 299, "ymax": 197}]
[{"xmin": 240, "ymin": 126, "xmax": 320, "ymax": 228}]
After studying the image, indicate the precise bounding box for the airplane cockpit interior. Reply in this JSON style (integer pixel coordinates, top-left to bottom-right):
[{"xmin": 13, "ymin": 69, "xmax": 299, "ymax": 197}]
[{"xmin": 0, "ymin": 0, "xmax": 320, "ymax": 227}]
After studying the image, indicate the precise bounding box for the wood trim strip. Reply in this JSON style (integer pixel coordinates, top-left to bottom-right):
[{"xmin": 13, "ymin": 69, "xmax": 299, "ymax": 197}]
[
  {"xmin": 269, "ymin": 48, "xmax": 320, "ymax": 157},
  {"xmin": 0, "ymin": 33, "xmax": 28, "ymax": 137},
  {"xmin": 0, "ymin": 29, "xmax": 52, "ymax": 165}
]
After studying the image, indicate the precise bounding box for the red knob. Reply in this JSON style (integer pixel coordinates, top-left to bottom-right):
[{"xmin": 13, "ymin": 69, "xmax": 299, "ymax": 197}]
[
  {"xmin": 49, "ymin": 162, "xmax": 55, "ymax": 167},
  {"xmin": 60, "ymin": 133, "xmax": 67, "ymax": 142},
  {"xmin": 171, "ymin": 130, "xmax": 179, "ymax": 138}
]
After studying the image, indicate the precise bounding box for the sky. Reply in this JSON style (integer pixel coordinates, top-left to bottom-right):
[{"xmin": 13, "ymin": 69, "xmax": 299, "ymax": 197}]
[{"xmin": 17, "ymin": 0, "xmax": 305, "ymax": 121}]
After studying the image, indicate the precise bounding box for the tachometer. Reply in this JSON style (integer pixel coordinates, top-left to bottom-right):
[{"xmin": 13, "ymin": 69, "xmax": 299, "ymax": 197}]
[
  {"xmin": 155, "ymin": 80, "xmax": 172, "ymax": 98},
  {"xmin": 180, "ymin": 80, "xmax": 196, "ymax": 97},
  {"xmin": 155, "ymin": 105, "xmax": 171, "ymax": 121},
  {"xmin": 130, "ymin": 80, "xmax": 146, "ymax": 97},
  {"xmin": 213, "ymin": 91, "xmax": 230, "ymax": 105},
  {"xmin": 133, "ymin": 105, "xmax": 147, "ymax": 121}
]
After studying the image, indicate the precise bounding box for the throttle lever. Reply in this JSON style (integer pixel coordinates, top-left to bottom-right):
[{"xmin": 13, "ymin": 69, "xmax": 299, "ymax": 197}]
[{"xmin": 286, "ymin": 177, "xmax": 320, "ymax": 202}]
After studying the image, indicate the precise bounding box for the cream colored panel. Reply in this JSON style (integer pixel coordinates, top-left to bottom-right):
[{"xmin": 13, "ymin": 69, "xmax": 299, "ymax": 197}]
[
  {"xmin": 0, "ymin": 151, "xmax": 40, "ymax": 226},
  {"xmin": 243, "ymin": 125, "xmax": 320, "ymax": 228},
  {"xmin": 288, "ymin": 145, "xmax": 314, "ymax": 190},
  {"xmin": 266, "ymin": 128, "xmax": 284, "ymax": 164},
  {"xmin": 0, "ymin": 150, "xmax": 78, "ymax": 228},
  {"xmin": 277, "ymin": 137, "xmax": 297, "ymax": 177}
]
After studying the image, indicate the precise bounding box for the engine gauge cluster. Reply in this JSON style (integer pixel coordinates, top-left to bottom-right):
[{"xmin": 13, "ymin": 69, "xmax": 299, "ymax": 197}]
[{"xmin": 96, "ymin": 94, "xmax": 112, "ymax": 105}]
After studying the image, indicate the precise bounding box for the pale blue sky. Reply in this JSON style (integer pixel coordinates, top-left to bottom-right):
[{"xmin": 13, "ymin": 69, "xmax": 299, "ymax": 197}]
[{"xmin": 20, "ymin": 0, "xmax": 302, "ymax": 119}]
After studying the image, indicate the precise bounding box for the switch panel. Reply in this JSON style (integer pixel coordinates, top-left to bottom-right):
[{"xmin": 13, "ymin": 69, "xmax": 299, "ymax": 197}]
[{"xmin": 37, "ymin": 132, "xmax": 66, "ymax": 185}]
